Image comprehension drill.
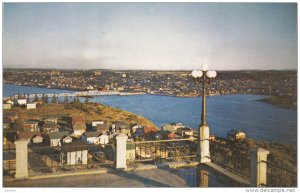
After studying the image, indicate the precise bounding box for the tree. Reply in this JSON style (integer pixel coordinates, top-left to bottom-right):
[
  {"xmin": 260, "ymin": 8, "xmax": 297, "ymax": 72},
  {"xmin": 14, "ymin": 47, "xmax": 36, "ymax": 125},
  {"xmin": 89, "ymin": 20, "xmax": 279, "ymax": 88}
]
[
  {"xmin": 85, "ymin": 97, "xmax": 89, "ymax": 103},
  {"xmin": 34, "ymin": 94, "xmax": 39, "ymax": 101},
  {"xmin": 52, "ymin": 94, "xmax": 57, "ymax": 103},
  {"xmin": 12, "ymin": 119, "xmax": 24, "ymax": 131},
  {"xmin": 64, "ymin": 95, "xmax": 69, "ymax": 103},
  {"xmin": 76, "ymin": 96, "xmax": 80, "ymax": 103},
  {"xmin": 43, "ymin": 95, "xmax": 49, "ymax": 104}
]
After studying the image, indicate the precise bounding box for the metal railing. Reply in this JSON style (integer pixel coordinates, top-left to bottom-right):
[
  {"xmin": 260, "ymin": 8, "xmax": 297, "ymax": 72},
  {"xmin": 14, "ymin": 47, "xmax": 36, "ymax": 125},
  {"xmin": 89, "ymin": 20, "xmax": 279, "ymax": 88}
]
[
  {"xmin": 127, "ymin": 138, "xmax": 197, "ymax": 166},
  {"xmin": 3, "ymin": 143, "xmax": 16, "ymax": 176},
  {"xmin": 27, "ymin": 143, "xmax": 115, "ymax": 175},
  {"xmin": 209, "ymin": 139, "xmax": 251, "ymax": 178},
  {"xmin": 263, "ymin": 156, "xmax": 297, "ymax": 187}
]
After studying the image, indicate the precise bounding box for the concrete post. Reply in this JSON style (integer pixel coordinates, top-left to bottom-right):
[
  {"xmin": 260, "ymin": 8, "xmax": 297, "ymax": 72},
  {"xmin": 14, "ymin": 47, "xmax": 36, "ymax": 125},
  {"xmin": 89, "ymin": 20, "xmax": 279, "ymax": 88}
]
[
  {"xmin": 250, "ymin": 148, "xmax": 270, "ymax": 187},
  {"xmin": 115, "ymin": 133, "xmax": 128, "ymax": 169},
  {"xmin": 200, "ymin": 125, "xmax": 211, "ymax": 163},
  {"xmin": 199, "ymin": 170, "xmax": 209, "ymax": 187},
  {"xmin": 14, "ymin": 139, "xmax": 29, "ymax": 179}
]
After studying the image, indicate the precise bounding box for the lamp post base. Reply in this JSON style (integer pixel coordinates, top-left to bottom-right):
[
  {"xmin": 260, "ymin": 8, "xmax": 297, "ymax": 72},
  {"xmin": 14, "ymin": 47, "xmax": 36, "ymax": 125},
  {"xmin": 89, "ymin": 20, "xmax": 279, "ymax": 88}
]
[{"xmin": 200, "ymin": 125, "xmax": 211, "ymax": 163}]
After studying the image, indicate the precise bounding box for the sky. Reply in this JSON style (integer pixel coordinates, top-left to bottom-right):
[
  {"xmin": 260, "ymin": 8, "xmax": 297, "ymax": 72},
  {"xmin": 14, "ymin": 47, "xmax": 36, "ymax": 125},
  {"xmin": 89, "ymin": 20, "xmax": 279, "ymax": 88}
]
[{"xmin": 3, "ymin": 3, "xmax": 298, "ymax": 70}]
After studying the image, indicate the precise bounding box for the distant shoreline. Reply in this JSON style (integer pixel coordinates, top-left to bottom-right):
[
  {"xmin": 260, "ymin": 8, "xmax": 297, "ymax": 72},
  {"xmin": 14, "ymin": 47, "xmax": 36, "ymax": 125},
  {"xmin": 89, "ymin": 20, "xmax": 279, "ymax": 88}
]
[
  {"xmin": 257, "ymin": 96, "xmax": 297, "ymax": 109},
  {"xmin": 4, "ymin": 83, "xmax": 297, "ymax": 110}
]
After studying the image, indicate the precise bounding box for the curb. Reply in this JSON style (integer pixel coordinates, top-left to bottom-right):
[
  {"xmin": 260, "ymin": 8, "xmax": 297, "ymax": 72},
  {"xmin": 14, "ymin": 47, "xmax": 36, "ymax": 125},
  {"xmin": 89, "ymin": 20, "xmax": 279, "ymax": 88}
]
[{"xmin": 4, "ymin": 161, "xmax": 199, "ymax": 182}]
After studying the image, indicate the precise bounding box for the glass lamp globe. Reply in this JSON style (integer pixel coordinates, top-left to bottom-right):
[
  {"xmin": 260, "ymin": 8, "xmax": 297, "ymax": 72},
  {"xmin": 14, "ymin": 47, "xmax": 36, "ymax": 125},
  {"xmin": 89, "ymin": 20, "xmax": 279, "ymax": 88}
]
[
  {"xmin": 191, "ymin": 70, "xmax": 203, "ymax": 78},
  {"xmin": 206, "ymin": 70, "xmax": 217, "ymax": 78}
]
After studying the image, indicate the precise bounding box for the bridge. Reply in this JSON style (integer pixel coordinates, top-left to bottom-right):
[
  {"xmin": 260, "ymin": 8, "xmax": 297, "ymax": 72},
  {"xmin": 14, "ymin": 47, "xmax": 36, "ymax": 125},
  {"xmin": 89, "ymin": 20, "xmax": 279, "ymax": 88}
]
[
  {"xmin": 6, "ymin": 91, "xmax": 147, "ymax": 100},
  {"xmin": 11, "ymin": 90, "xmax": 121, "ymax": 99}
]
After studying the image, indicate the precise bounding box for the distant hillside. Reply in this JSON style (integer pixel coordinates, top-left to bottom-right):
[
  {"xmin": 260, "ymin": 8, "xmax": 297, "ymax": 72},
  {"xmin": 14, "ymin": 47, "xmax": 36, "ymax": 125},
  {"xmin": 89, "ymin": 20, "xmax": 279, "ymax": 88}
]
[{"xmin": 257, "ymin": 96, "xmax": 297, "ymax": 109}]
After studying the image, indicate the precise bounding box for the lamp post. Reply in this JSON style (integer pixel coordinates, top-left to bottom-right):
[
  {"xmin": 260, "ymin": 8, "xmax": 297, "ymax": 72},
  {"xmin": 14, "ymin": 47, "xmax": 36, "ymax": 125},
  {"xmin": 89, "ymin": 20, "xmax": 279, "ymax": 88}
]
[{"xmin": 191, "ymin": 64, "xmax": 217, "ymax": 163}]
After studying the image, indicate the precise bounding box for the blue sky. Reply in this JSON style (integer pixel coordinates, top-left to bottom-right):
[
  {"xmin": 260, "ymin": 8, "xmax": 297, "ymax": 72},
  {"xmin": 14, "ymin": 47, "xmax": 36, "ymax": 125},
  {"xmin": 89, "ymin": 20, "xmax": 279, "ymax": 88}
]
[{"xmin": 3, "ymin": 3, "xmax": 297, "ymax": 70}]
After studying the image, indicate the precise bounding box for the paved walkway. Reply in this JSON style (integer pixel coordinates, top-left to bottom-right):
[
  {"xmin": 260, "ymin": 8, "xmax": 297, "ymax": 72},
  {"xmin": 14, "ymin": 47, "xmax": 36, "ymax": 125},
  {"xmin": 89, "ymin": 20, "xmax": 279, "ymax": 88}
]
[{"xmin": 4, "ymin": 168, "xmax": 188, "ymax": 187}]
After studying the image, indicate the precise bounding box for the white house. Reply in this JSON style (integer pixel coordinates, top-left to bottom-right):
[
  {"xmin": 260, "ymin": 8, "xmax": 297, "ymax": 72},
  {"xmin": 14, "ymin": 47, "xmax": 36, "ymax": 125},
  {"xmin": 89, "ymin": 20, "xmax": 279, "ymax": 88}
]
[
  {"xmin": 92, "ymin": 120, "xmax": 104, "ymax": 127},
  {"xmin": 49, "ymin": 131, "xmax": 70, "ymax": 147},
  {"xmin": 176, "ymin": 127, "xmax": 194, "ymax": 137},
  {"xmin": 60, "ymin": 142, "xmax": 88, "ymax": 165},
  {"xmin": 162, "ymin": 122, "xmax": 186, "ymax": 133},
  {"xmin": 26, "ymin": 103, "xmax": 36, "ymax": 110},
  {"xmin": 82, "ymin": 131, "xmax": 101, "ymax": 144},
  {"xmin": 99, "ymin": 134, "xmax": 109, "ymax": 145},
  {"xmin": 227, "ymin": 129, "xmax": 246, "ymax": 142},
  {"xmin": 5, "ymin": 99, "xmax": 14, "ymax": 106},
  {"xmin": 32, "ymin": 135, "xmax": 43, "ymax": 144},
  {"xmin": 17, "ymin": 99, "xmax": 27, "ymax": 105},
  {"xmin": 62, "ymin": 136, "xmax": 73, "ymax": 144},
  {"xmin": 3, "ymin": 103, "xmax": 12, "ymax": 110},
  {"xmin": 72, "ymin": 122, "xmax": 86, "ymax": 136},
  {"xmin": 23, "ymin": 121, "xmax": 39, "ymax": 132}
]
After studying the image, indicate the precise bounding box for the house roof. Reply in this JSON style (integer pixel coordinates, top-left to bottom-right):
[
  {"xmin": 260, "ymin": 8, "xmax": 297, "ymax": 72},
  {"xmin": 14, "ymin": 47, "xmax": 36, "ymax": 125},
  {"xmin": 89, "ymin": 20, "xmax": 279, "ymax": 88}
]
[
  {"xmin": 169, "ymin": 122, "xmax": 184, "ymax": 126},
  {"xmin": 4, "ymin": 99, "xmax": 14, "ymax": 103},
  {"xmin": 61, "ymin": 141, "xmax": 87, "ymax": 152},
  {"xmin": 18, "ymin": 131, "xmax": 41, "ymax": 140},
  {"xmin": 228, "ymin": 129, "xmax": 245, "ymax": 136},
  {"xmin": 84, "ymin": 131, "xmax": 101, "ymax": 138},
  {"xmin": 114, "ymin": 121, "xmax": 130, "ymax": 130},
  {"xmin": 32, "ymin": 135, "xmax": 43, "ymax": 140},
  {"xmin": 44, "ymin": 117, "xmax": 57, "ymax": 121},
  {"xmin": 144, "ymin": 127, "xmax": 158, "ymax": 134},
  {"xmin": 92, "ymin": 120, "xmax": 104, "ymax": 123},
  {"xmin": 73, "ymin": 122, "xmax": 86, "ymax": 130},
  {"xmin": 49, "ymin": 131, "xmax": 69, "ymax": 140},
  {"xmin": 72, "ymin": 116, "xmax": 85, "ymax": 123},
  {"xmin": 43, "ymin": 123, "xmax": 57, "ymax": 129},
  {"xmin": 4, "ymin": 112, "xmax": 17, "ymax": 117},
  {"xmin": 177, "ymin": 127, "xmax": 193, "ymax": 132},
  {"xmin": 24, "ymin": 121, "xmax": 39, "ymax": 125},
  {"xmin": 95, "ymin": 123, "xmax": 109, "ymax": 130},
  {"xmin": 114, "ymin": 121, "xmax": 129, "ymax": 126}
]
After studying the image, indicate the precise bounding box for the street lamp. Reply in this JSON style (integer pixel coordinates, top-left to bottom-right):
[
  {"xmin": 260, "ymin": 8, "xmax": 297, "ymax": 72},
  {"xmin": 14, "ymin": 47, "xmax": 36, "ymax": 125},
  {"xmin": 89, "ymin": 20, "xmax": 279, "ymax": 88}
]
[{"xmin": 191, "ymin": 64, "xmax": 217, "ymax": 163}]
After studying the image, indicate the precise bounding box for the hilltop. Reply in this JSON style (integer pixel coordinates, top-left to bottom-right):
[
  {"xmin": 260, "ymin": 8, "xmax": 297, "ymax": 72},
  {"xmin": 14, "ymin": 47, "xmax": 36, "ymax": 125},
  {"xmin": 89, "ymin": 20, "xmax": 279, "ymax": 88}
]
[{"xmin": 5, "ymin": 102, "xmax": 158, "ymax": 129}]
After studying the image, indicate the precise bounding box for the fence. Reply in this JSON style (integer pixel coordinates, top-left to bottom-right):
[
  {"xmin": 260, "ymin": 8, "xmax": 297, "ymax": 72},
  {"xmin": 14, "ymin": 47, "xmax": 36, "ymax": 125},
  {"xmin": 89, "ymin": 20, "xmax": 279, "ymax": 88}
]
[
  {"xmin": 127, "ymin": 138, "xmax": 197, "ymax": 166},
  {"xmin": 26, "ymin": 143, "xmax": 115, "ymax": 175},
  {"xmin": 264, "ymin": 155, "xmax": 297, "ymax": 187},
  {"xmin": 3, "ymin": 143, "xmax": 16, "ymax": 176},
  {"xmin": 209, "ymin": 139, "xmax": 251, "ymax": 178}
]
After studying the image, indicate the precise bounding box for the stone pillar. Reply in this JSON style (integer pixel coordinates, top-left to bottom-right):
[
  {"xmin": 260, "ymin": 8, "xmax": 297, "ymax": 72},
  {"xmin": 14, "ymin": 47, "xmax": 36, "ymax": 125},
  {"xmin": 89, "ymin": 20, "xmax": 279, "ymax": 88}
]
[
  {"xmin": 14, "ymin": 139, "xmax": 28, "ymax": 179},
  {"xmin": 200, "ymin": 125, "xmax": 211, "ymax": 163},
  {"xmin": 250, "ymin": 148, "xmax": 270, "ymax": 187},
  {"xmin": 115, "ymin": 133, "xmax": 128, "ymax": 169}
]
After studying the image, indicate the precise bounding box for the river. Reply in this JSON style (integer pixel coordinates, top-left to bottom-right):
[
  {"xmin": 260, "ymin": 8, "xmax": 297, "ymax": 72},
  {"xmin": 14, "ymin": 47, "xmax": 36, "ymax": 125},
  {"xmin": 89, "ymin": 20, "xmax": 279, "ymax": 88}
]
[{"xmin": 3, "ymin": 84, "xmax": 297, "ymax": 146}]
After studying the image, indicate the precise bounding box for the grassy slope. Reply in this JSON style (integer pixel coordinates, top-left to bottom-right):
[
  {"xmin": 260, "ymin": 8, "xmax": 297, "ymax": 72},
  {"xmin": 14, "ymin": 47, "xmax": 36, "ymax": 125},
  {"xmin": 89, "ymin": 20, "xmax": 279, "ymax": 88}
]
[
  {"xmin": 6, "ymin": 102, "xmax": 158, "ymax": 129},
  {"xmin": 246, "ymin": 138, "xmax": 297, "ymax": 172},
  {"xmin": 257, "ymin": 96, "xmax": 297, "ymax": 109}
]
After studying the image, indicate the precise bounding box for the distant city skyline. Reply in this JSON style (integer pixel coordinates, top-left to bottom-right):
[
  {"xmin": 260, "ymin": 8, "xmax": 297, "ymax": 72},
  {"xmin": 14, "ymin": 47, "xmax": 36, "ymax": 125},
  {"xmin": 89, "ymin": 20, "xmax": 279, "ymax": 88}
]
[{"xmin": 3, "ymin": 3, "xmax": 298, "ymax": 70}]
